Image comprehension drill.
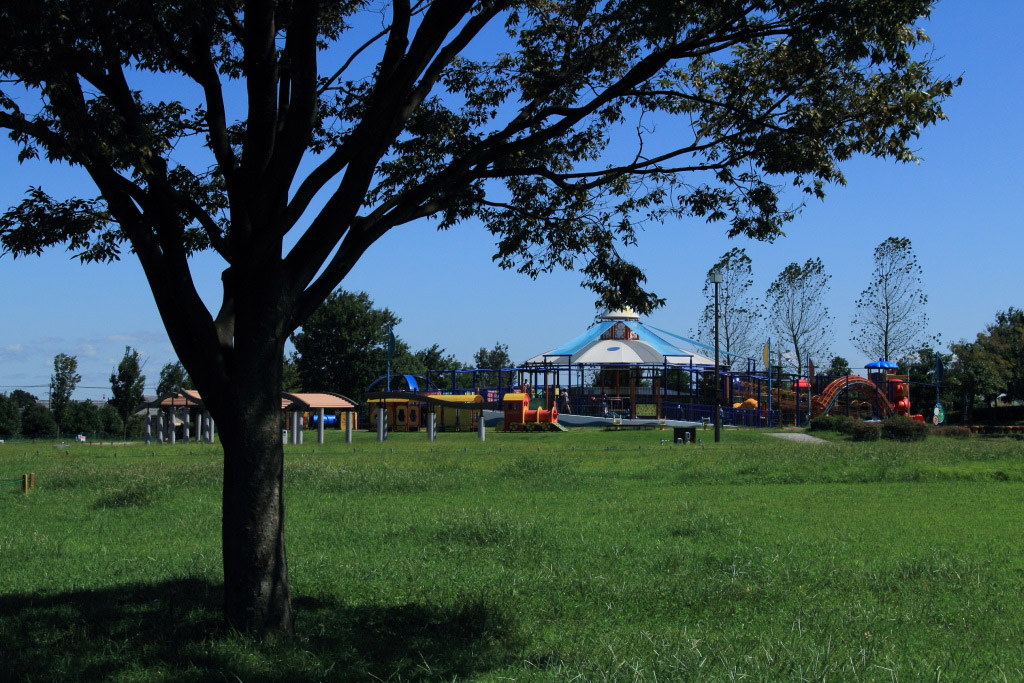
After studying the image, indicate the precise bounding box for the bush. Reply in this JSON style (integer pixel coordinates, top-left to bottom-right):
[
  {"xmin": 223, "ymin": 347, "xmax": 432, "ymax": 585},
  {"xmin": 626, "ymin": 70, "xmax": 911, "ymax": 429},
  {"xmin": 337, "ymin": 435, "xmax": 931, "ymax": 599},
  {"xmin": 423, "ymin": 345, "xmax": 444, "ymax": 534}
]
[
  {"xmin": 809, "ymin": 414, "xmax": 859, "ymax": 434},
  {"xmin": 808, "ymin": 415, "xmax": 837, "ymax": 431},
  {"xmin": 833, "ymin": 415, "xmax": 860, "ymax": 435},
  {"xmin": 936, "ymin": 425, "xmax": 971, "ymax": 439},
  {"xmin": 21, "ymin": 404, "xmax": 57, "ymax": 438},
  {"xmin": 881, "ymin": 416, "xmax": 927, "ymax": 442},
  {"xmin": 851, "ymin": 421, "xmax": 880, "ymax": 441}
]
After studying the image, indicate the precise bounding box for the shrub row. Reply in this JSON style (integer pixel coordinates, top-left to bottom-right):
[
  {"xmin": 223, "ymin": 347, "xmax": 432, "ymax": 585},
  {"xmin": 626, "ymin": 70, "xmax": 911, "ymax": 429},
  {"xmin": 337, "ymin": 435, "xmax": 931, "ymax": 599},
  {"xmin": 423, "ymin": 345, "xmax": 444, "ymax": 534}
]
[
  {"xmin": 810, "ymin": 415, "xmax": 970, "ymax": 441},
  {"xmin": 808, "ymin": 414, "xmax": 860, "ymax": 434}
]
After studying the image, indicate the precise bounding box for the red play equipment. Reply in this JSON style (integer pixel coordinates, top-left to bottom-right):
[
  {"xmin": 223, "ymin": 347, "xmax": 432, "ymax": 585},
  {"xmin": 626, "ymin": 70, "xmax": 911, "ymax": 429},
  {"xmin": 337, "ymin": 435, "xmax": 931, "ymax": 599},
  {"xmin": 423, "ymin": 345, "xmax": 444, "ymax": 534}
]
[
  {"xmin": 811, "ymin": 374, "xmax": 924, "ymax": 422},
  {"xmin": 502, "ymin": 392, "xmax": 561, "ymax": 431}
]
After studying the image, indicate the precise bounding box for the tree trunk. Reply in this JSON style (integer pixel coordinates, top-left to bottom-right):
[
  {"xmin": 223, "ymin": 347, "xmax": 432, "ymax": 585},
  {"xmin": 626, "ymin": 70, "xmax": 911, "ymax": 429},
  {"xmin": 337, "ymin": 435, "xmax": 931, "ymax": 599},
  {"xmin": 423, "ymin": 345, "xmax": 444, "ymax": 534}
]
[{"xmin": 214, "ymin": 332, "xmax": 294, "ymax": 636}]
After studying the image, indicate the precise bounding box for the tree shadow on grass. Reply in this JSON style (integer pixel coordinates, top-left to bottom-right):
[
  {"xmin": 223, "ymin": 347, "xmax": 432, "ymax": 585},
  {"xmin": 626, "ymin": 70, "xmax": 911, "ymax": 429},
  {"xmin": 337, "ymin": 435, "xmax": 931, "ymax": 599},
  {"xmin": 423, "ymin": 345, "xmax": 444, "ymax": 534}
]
[{"xmin": 0, "ymin": 579, "xmax": 523, "ymax": 681}]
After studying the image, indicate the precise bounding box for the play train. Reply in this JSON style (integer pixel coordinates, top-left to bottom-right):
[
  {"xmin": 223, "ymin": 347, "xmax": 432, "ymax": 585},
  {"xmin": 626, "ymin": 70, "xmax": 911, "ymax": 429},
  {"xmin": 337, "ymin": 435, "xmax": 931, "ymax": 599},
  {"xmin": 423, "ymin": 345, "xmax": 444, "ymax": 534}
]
[{"xmin": 363, "ymin": 391, "xmax": 562, "ymax": 432}]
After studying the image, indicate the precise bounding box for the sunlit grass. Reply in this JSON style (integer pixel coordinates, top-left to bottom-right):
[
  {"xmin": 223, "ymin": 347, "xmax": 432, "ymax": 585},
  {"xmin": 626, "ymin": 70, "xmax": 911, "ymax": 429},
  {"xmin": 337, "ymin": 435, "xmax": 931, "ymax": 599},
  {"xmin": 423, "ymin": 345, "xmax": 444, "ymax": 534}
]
[{"xmin": 1, "ymin": 428, "xmax": 1022, "ymax": 680}]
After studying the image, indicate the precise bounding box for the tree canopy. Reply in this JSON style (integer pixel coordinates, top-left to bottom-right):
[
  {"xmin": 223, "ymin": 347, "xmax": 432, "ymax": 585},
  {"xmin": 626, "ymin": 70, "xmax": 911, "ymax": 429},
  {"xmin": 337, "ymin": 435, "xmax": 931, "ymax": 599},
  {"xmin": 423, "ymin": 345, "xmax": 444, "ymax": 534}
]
[
  {"xmin": 49, "ymin": 353, "xmax": 81, "ymax": 435},
  {"xmin": 109, "ymin": 346, "xmax": 146, "ymax": 431},
  {"xmin": 766, "ymin": 257, "xmax": 833, "ymax": 374},
  {"xmin": 0, "ymin": 393, "xmax": 20, "ymax": 437},
  {"xmin": 0, "ymin": 0, "xmax": 958, "ymax": 635},
  {"xmin": 698, "ymin": 248, "xmax": 762, "ymax": 369},
  {"xmin": 291, "ymin": 288, "xmax": 410, "ymax": 399},
  {"xmin": 156, "ymin": 361, "xmax": 193, "ymax": 397},
  {"xmin": 851, "ymin": 236, "xmax": 931, "ymax": 361}
]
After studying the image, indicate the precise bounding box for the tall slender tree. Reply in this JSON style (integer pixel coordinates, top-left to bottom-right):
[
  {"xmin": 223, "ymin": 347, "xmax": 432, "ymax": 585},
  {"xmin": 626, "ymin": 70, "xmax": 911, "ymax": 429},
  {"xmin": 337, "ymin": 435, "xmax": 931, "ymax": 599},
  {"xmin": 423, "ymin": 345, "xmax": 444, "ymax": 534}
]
[
  {"xmin": 109, "ymin": 346, "xmax": 146, "ymax": 438},
  {"xmin": 765, "ymin": 258, "xmax": 833, "ymax": 374},
  {"xmin": 697, "ymin": 248, "xmax": 762, "ymax": 369},
  {"xmin": 851, "ymin": 237, "xmax": 930, "ymax": 361},
  {"xmin": 49, "ymin": 353, "xmax": 81, "ymax": 436},
  {"xmin": 0, "ymin": 1, "xmax": 958, "ymax": 634}
]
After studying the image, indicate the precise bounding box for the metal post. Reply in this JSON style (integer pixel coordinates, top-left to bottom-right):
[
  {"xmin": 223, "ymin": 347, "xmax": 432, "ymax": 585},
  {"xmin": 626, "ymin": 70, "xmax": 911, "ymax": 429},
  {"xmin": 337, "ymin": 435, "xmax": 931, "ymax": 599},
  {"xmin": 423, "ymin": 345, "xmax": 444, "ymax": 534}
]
[
  {"xmin": 377, "ymin": 407, "xmax": 385, "ymax": 442},
  {"xmin": 428, "ymin": 412, "xmax": 436, "ymax": 441},
  {"xmin": 194, "ymin": 410, "xmax": 202, "ymax": 443},
  {"xmin": 478, "ymin": 410, "xmax": 486, "ymax": 441},
  {"xmin": 156, "ymin": 410, "xmax": 164, "ymax": 443},
  {"xmin": 712, "ymin": 270, "xmax": 722, "ymax": 443},
  {"xmin": 318, "ymin": 408, "xmax": 325, "ymax": 445},
  {"xmin": 345, "ymin": 411, "xmax": 353, "ymax": 443},
  {"xmin": 168, "ymin": 409, "xmax": 176, "ymax": 444},
  {"xmin": 183, "ymin": 408, "xmax": 190, "ymax": 442},
  {"xmin": 144, "ymin": 413, "xmax": 151, "ymax": 445}
]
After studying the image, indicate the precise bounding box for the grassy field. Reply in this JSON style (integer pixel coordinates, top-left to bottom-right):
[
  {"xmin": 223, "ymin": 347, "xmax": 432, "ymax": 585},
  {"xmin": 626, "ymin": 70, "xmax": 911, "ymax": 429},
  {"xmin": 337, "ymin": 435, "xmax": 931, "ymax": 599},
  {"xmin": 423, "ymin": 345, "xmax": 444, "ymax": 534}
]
[{"xmin": 1, "ymin": 427, "xmax": 1022, "ymax": 681}]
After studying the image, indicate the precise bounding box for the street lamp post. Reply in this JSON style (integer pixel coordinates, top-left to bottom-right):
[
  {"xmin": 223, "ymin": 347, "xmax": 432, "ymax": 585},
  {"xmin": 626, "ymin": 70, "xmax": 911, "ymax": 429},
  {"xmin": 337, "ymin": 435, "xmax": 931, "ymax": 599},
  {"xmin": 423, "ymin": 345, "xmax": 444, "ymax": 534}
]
[{"xmin": 711, "ymin": 270, "xmax": 723, "ymax": 443}]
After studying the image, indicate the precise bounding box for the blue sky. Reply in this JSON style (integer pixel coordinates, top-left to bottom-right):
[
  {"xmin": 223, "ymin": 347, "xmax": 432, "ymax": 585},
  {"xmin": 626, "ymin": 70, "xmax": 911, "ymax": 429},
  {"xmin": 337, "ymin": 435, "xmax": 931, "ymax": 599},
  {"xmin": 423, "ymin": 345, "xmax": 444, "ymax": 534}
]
[{"xmin": 1, "ymin": 1, "xmax": 1021, "ymax": 400}]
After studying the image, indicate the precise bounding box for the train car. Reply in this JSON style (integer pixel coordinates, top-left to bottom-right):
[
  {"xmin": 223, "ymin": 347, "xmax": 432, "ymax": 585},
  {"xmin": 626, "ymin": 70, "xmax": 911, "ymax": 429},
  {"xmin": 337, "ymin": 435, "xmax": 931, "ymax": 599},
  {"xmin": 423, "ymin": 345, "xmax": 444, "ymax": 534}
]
[
  {"xmin": 366, "ymin": 398, "xmax": 424, "ymax": 432},
  {"xmin": 502, "ymin": 392, "xmax": 559, "ymax": 431},
  {"xmin": 365, "ymin": 393, "xmax": 484, "ymax": 432}
]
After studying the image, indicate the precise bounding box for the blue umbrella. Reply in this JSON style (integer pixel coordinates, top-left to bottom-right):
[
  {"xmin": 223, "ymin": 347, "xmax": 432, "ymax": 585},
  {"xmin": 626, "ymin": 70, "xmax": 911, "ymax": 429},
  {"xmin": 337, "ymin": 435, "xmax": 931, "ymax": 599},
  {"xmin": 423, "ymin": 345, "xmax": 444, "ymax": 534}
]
[{"xmin": 865, "ymin": 358, "xmax": 899, "ymax": 369}]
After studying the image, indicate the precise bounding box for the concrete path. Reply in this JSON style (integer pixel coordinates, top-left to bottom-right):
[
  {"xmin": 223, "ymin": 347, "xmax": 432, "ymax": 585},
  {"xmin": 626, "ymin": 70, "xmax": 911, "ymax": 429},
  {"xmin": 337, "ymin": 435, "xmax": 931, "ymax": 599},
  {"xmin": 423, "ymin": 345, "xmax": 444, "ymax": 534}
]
[{"xmin": 767, "ymin": 432, "xmax": 828, "ymax": 444}]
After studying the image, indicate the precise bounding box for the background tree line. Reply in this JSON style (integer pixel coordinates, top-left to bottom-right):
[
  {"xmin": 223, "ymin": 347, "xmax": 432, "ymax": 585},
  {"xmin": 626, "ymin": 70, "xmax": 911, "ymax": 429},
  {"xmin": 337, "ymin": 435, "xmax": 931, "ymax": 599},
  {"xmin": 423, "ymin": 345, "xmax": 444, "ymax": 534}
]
[{"xmin": 693, "ymin": 238, "xmax": 1021, "ymax": 419}]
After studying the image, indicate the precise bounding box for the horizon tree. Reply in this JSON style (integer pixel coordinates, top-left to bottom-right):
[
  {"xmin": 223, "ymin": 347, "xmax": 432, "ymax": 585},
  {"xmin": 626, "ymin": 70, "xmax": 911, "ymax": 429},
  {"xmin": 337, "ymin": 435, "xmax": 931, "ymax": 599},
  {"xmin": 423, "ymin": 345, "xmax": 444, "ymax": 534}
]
[
  {"xmin": 697, "ymin": 248, "xmax": 762, "ymax": 369},
  {"xmin": 851, "ymin": 236, "xmax": 931, "ymax": 361},
  {"xmin": 472, "ymin": 342, "xmax": 514, "ymax": 388},
  {"xmin": 0, "ymin": 393, "xmax": 20, "ymax": 437},
  {"xmin": 0, "ymin": 1, "xmax": 957, "ymax": 634},
  {"xmin": 290, "ymin": 288, "xmax": 416, "ymax": 400},
  {"xmin": 109, "ymin": 345, "xmax": 146, "ymax": 439},
  {"xmin": 765, "ymin": 258, "xmax": 833, "ymax": 374},
  {"xmin": 49, "ymin": 353, "xmax": 81, "ymax": 436},
  {"xmin": 825, "ymin": 355, "xmax": 851, "ymax": 377},
  {"xmin": 156, "ymin": 361, "xmax": 194, "ymax": 397}
]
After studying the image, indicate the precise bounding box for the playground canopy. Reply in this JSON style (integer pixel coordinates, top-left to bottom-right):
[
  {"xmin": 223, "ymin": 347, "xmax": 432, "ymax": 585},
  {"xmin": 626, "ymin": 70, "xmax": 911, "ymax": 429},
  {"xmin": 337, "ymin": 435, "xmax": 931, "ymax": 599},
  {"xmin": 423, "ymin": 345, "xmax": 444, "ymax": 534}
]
[{"xmin": 522, "ymin": 309, "xmax": 717, "ymax": 368}]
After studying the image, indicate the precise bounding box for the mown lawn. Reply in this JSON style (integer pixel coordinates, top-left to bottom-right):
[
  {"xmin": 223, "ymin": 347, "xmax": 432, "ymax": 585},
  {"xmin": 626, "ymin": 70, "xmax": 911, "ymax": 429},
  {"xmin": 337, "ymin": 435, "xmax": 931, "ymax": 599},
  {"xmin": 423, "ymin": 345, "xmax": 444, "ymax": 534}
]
[{"xmin": 1, "ymin": 428, "xmax": 1022, "ymax": 681}]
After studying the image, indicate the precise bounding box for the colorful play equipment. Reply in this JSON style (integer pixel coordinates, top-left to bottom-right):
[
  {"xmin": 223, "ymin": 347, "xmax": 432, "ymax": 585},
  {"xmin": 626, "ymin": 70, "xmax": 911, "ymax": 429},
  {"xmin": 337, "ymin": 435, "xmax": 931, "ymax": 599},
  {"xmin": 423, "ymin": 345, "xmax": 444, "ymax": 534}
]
[
  {"xmin": 502, "ymin": 392, "xmax": 563, "ymax": 431},
  {"xmin": 811, "ymin": 358, "xmax": 924, "ymax": 422},
  {"xmin": 364, "ymin": 391, "xmax": 488, "ymax": 432}
]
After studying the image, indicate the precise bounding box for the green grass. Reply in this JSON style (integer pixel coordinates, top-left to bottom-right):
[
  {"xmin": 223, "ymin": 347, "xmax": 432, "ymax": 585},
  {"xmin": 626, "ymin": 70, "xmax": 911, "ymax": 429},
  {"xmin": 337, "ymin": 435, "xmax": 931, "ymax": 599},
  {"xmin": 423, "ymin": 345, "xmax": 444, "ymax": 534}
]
[{"xmin": 1, "ymin": 428, "xmax": 1022, "ymax": 680}]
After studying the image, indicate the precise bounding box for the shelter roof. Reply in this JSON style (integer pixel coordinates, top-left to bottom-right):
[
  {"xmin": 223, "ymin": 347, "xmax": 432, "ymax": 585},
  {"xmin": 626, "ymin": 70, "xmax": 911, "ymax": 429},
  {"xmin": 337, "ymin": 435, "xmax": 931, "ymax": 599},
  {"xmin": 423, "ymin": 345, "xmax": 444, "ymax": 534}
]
[
  {"xmin": 281, "ymin": 392, "xmax": 358, "ymax": 411},
  {"xmin": 147, "ymin": 390, "xmax": 357, "ymax": 411},
  {"xmin": 524, "ymin": 318, "xmax": 717, "ymax": 367},
  {"xmin": 150, "ymin": 390, "xmax": 204, "ymax": 407}
]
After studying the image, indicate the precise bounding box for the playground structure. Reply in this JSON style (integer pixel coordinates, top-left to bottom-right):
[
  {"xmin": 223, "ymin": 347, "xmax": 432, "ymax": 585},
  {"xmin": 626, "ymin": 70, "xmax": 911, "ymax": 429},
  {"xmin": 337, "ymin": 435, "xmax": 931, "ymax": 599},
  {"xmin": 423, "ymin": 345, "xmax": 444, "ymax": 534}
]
[
  {"xmin": 362, "ymin": 310, "xmax": 931, "ymax": 431},
  {"xmin": 362, "ymin": 389, "xmax": 565, "ymax": 433},
  {"xmin": 502, "ymin": 392, "xmax": 562, "ymax": 431},
  {"xmin": 364, "ymin": 391, "xmax": 490, "ymax": 432}
]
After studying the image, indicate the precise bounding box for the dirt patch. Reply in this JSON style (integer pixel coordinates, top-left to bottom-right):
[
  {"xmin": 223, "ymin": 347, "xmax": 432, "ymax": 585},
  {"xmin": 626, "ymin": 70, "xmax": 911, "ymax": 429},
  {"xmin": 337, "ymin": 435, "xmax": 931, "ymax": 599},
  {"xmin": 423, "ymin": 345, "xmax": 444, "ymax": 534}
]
[{"xmin": 767, "ymin": 432, "xmax": 828, "ymax": 444}]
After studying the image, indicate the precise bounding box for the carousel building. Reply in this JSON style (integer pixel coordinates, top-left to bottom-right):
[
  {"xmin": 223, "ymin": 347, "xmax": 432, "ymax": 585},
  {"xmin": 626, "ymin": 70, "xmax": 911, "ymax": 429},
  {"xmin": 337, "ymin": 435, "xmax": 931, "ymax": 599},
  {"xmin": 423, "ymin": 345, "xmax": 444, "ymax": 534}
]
[{"xmin": 519, "ymin": 308, "xmax": 739, "ymax": 421}]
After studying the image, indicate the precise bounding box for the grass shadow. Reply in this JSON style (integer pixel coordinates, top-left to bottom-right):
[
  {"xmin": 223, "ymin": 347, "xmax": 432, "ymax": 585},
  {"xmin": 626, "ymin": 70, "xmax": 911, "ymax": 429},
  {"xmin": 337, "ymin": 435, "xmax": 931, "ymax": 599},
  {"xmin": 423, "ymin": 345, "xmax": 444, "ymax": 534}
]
[{"xmin": 0, "ymin": 579, "xmax": 522, "ymax": 681}]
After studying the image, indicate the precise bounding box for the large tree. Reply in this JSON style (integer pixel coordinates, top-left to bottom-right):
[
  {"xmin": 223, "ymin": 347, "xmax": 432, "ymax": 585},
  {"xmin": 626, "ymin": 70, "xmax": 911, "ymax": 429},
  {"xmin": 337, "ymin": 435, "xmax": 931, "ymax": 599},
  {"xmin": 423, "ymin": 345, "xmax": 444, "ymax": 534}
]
[
  {"xmin": 851, "ymin": 236, "xmax": 931, "ymax": 361},
  {"xmin": 291, "ymin": 288, "xmax": 414, "ymax": 399},
  {"xmin": 49, "ymin": 353, "xmax": 81, "ymax": 436},
  {"xmin": 765, "ymin": 258, "xmax": 833, "ymax": 374},
  {"xmin": 0, "ymin": 0, "xmax": 956, "ymax": 634},
  {"xmin": 109, "ymin": 346, "xmax": 146, "ymax": 437},
  {"xmin": 697, "ymin": 248, "xmax": 762, "ymax": 369},
  {"xmin": 976, "ymin": 308, "xmax": 1024, "ymax": 404}
]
